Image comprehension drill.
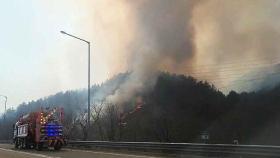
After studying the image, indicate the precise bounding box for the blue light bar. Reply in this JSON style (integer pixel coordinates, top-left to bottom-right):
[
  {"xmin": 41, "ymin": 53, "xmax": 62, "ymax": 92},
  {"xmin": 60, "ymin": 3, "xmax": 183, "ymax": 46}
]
[
  {"xmin": 45, "ymin": 125, "xmax": 62, "ymax": 128},
  {"xmin": 47, "ymin": 132, "xmax": 59, "ymax": 137}
]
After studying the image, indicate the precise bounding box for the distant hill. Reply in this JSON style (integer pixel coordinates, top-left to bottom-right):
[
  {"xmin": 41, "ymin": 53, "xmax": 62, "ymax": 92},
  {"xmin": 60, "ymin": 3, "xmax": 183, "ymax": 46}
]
[{"xmin": 1, "ymin": 72, "xmax": 280, "ymax": 145}]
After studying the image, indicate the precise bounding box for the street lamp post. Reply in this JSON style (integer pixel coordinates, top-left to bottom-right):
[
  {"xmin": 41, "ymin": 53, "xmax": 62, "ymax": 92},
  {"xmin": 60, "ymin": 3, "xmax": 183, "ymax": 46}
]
[
  {"xmin": 60, "ymin": 31, "xmax": 91, "ymax": 134},
  {"xmin": 0, "ymin": 95, "xmax": 7, "ymax": 120}
]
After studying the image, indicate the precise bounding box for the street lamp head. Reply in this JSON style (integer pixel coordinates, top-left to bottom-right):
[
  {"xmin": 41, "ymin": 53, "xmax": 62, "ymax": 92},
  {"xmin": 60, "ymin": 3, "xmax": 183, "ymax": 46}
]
[
  {"xmin": 60, "ymin": 31, "xmax": 66, "ymax": 34},
  {"xmin": 0, "ymin": 95, "xmax": 7, "ymax": 99}
]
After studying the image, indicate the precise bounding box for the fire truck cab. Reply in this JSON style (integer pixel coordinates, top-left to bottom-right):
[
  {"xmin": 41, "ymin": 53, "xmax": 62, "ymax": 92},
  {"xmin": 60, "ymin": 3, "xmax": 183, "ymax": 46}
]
[{"xmin": 13, "ymin": 107, "xmax": 65, "ymax": 150}]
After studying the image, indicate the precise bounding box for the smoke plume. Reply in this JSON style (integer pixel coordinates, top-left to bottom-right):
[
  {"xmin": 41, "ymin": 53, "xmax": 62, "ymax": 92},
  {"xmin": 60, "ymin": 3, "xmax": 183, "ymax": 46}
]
[
  {"xmin": 106, "ymin": 0, "xmax": 198, "ymax": 104},
  {"xmin": 106, "ymin": 0, "xmax": 280, "ymax": 104}
]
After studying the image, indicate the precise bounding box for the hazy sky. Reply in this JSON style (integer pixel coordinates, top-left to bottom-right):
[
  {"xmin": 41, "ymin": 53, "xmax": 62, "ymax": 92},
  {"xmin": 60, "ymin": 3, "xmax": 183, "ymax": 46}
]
[
  {"xmin": 1, "ymin": 0, "xmax": 280, "ymax": 113},
  {"xmin": 0, "ymin": 0, "xmax": 131, "ymax": 112}
]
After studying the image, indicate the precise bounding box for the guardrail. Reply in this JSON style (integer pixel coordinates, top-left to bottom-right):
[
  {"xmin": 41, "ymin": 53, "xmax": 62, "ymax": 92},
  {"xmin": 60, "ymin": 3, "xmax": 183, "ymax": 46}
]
[
  {"xmin": 1, "ymin": 140, "xmax": 279, "ymax": 157},
  {"xmin": 0, "ymin": 140, "xmax": 12, "ymax": 144},
  {"xmin": 68, "ymin": 141, "xmax": 280, "ymax": 157}
]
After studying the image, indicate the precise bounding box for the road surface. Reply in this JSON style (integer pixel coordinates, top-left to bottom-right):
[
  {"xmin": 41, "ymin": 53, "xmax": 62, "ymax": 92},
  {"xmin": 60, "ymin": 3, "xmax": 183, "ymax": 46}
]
[
  {"xmin": 0, "ymin": 144, "xmax": 209, "ymax": 158},
  {"xmin": 0, "ymin": 144, "xmax": 165, "ymax": 158}
]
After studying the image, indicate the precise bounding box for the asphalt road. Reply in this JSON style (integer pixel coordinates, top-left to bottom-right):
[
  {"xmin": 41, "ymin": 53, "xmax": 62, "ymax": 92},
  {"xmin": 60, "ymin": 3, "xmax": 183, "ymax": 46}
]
[{"xmin": 0, "ymin": 144, "xmax": 163, "ymax": 158}]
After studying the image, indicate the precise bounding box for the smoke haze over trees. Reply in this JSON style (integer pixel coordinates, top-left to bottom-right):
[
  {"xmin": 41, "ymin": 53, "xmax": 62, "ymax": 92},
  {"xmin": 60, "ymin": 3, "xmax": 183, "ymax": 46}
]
[
  {"xmin": 97, "ymin": 0, "xmax": 280, "ymax": 103},
  {"xmin": 1, "ymin": 72, "xmax": 280, "ymax": 145},
  {"xmin": 3, "ymin": 0, "xmax": 280, "ymax": 141}
]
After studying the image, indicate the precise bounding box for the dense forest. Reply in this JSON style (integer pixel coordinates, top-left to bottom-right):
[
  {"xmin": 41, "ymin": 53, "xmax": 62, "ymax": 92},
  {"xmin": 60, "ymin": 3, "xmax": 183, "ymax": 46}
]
[{"xmin": 1, "ymin": 72, "xmax": 280, "ymax": 145}]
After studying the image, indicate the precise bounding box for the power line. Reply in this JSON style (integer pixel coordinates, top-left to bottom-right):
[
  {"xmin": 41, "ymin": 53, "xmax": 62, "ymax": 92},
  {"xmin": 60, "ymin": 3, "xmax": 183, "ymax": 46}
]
[
  {"xmin": 184, "ymin": 56, "xmax": 280, "ymax": 70},
  {"xmin": 189, "ymin": 62, "xmax": 280, "ymax": 75},
  {"xmin": 194, "ymin": 69, "xmax": 280, "ymax": 81},
  {"xmin": 216, "ymin": 72, "xmax": 280, "ymax": 90},
  {"xmin": 172, "ymin": 56, "xmax": 280, "ymax": 92}
]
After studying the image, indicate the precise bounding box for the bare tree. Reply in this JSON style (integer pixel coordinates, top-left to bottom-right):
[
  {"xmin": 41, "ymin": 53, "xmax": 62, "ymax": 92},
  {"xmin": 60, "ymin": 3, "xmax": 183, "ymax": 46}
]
[
  {"xmin": 90, "ymin": 100, "xmax": 105, "ymax": 140},
  {"xmin": 74, "ymin": 109, "xmax": 88, "ymax": 140},
  {"xmin": 103, "ymin": 103, "xmax": 119, "ymax": 141}
]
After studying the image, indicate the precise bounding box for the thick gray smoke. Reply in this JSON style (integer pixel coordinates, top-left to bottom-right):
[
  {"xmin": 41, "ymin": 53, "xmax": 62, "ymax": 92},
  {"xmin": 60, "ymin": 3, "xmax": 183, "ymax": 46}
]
[
  {"xmin": 128, "ymin": 0, "xmax": 197, "ymax": 62},
  {"xmin": 107, "ymin": 0, "xmax": 198, "ymax": 105},
  {"xmin": 192, "ymin": 0, "xmax": 280, "ymax": 90},
  {"xmin": 106, "ymin": 0, "xmax": 280, "ymax": 104}
]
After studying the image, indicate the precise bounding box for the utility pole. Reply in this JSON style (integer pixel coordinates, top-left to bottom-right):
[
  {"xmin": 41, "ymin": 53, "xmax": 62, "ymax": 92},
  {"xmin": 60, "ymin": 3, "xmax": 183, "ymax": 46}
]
[
  {"xmin": 60, "ymin": 31, "xmax": 91, "ymax": 137},
  {"xmin": 0, "ymin": 95, "xmax": 7, "ymax": 120},
  {"xmin": 87, "ymin": 42, "xmax": 91, "ymax": 132}
]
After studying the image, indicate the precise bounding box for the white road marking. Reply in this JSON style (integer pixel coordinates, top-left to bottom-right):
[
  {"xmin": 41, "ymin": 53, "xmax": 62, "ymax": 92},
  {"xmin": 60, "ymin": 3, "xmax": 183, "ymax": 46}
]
[
  {"xmin": 0, "ymin": 147, "xmax": 61, "ymax": 158},
  {"xmin": 65, "ymin": 149, "xmax": 159, "ymax": 158}
]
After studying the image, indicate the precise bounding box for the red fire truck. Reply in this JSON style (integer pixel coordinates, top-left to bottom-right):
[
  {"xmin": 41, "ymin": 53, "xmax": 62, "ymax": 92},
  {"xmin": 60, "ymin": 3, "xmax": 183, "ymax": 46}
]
[{"xmin": 13, "ymin": 107, "xmax": 66, "ymax": 150}]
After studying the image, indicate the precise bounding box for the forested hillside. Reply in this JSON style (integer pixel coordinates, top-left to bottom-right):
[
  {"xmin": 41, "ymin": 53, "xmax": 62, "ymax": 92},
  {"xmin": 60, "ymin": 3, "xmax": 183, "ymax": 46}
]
[{"xmin": 1, "ymin": 72, "xmax": 280, "ymax": 145}]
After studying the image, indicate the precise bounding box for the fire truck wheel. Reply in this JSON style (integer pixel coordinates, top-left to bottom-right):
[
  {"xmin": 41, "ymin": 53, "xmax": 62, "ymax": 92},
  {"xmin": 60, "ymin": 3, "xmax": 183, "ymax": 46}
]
[
  {"xmin": 54, "ymin": 141, "xmax": 62, "ymax": 151},
  {"xmin": 36, "ymin": 143, "xmax": 43, "ymax": 151},
  {"xmin": 14, "ymin": 139, "xmax": 19, "ymax": 149},
  {"xmin": 20, "ymin": 139, "xmax": 25, "ymax": 149},
  {"xmin": 23, "ymin": 139, "xmax": 28, "ymax": 149},
  {"xmin": 30, "ymin": 144, "xmax": 35, "ymax": 149},
  {"xmin": 25, "ymin": 143, "xmax": 31, "ymax": 149}
]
